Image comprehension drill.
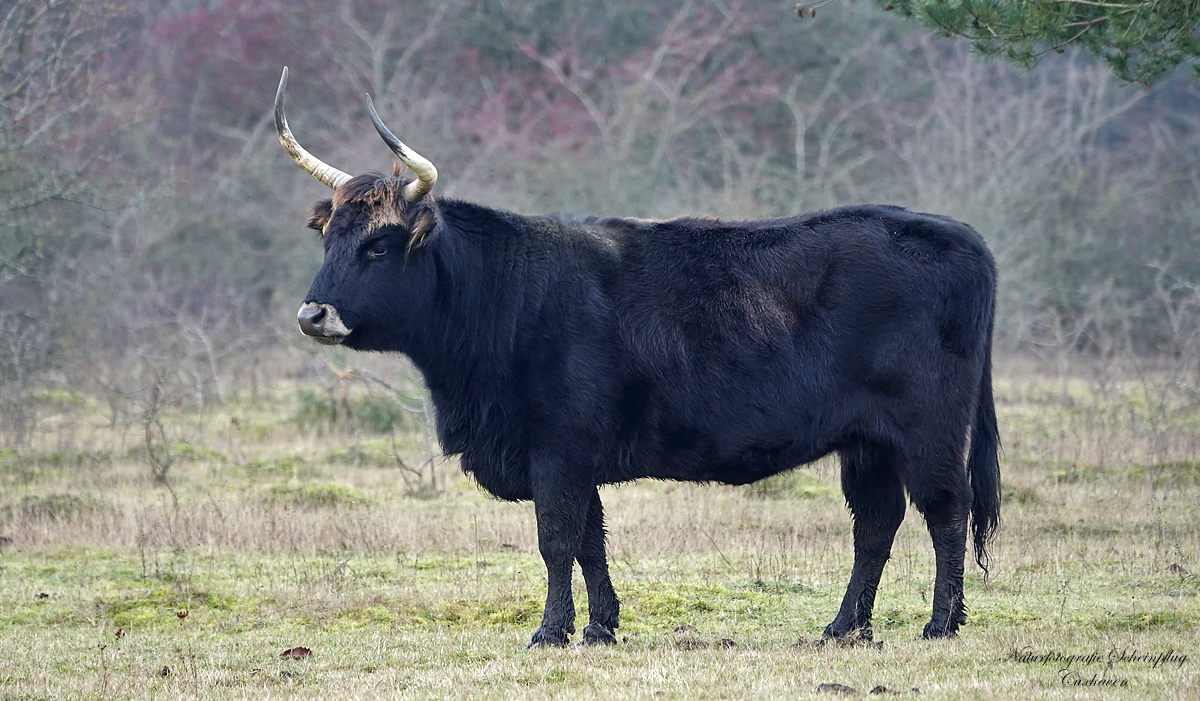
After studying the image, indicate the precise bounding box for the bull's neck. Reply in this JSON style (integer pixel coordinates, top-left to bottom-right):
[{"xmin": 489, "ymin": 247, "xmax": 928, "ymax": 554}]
[{"xmin": 404, "ymin": 200, "xmax": 551, "ymax": 398}]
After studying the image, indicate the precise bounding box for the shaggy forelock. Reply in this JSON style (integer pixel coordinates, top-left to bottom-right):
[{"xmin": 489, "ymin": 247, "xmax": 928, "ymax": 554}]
[{"xmin": 325, "ymin": 170, "xmax": 439, "ymax": 244}]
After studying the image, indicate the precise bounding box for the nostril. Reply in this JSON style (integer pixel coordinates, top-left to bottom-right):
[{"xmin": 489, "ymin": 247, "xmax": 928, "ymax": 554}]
[{"xmin": 297, "ymin": 304, "xmax": 327, "ymax": 336}]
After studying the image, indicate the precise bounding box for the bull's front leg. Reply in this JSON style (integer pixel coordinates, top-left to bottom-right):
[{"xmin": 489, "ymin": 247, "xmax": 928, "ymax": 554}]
[{"xmin": 527, "ymin": 455, "xmax": 590, "ymax": 648}]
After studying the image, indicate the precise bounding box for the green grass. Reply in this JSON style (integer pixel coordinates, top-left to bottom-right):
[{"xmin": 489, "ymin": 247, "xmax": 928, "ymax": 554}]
[{"xmin": 0, "ymin": 376, "xmax": 1199, "ymax": 698}]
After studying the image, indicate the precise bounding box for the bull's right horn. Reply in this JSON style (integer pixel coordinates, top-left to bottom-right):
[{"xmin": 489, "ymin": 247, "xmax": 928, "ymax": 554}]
[
  {"xmin": 274, "ymin": 67, "xmax": 352, "ymax": 190},
  {"xmin": 366, "ymin": 94, "xmax": 438, "ymax": 201}
]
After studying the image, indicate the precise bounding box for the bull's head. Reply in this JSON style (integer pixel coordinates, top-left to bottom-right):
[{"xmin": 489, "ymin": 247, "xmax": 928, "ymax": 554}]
[{"xmin": 275, "ymin": 67, "xmax": 439, "ymax": 349}]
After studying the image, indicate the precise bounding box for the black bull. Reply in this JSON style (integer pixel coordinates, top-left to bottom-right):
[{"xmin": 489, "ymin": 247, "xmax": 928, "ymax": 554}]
[
  {"xmin": 299, "ymin": 183, "xmax": 1002, "ymax": 645},
  {"xmin": 280, "ymin": 82, "xmax": 1001, "ymax": 648}
]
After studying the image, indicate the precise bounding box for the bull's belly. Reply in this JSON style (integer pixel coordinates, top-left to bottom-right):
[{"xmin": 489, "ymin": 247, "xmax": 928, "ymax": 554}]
[{"xmin": 599, "ymin": 437, "xmax": 838, "ymax": 486}]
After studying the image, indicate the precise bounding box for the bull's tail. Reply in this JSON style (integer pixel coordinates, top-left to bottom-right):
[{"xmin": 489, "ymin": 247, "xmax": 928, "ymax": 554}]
[{"xmin": 968, "ymin": 314, "xmax": 1001, "ymax": 579}]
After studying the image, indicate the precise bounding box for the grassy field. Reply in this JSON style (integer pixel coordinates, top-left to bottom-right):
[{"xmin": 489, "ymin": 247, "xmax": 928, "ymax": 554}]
[{"xmin": 1, "ymin": 371, "xmax": 1199, "ymax": 699}]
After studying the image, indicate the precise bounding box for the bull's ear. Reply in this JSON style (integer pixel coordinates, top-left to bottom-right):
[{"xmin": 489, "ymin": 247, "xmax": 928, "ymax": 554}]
[
  {"xmin": 307, "ymin": 199, "xmax": 333, "ymax": 233},
  {"xmin": 406, "ymin": 201, "xmax": 442, "ymax": 250}
]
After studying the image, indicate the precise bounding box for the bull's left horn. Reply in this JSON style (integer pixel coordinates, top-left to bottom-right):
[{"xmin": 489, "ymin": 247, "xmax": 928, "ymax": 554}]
[
  {"xmin": 365, "ymin": 94, "xmax": 438, "ymax": 201},
  {"xmin": 275, "ymin": 67, "xmax": 352, "ymax": 190}
]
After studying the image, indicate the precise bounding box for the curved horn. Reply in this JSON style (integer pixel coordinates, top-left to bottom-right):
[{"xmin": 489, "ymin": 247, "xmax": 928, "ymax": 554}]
[
  {"xmin": 366, "ymin": 93, "xmax": 438, "ymax": 201},
  {"xmin": 275, "ymin": 67, "xmax": 352, "ymax": 190}
]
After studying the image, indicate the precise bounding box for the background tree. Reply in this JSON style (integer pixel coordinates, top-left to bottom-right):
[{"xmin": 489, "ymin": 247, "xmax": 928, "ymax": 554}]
[
  {"xmin": 871, "ymin": 0, "xmax": 1200, "ymax": 84},
  {"xmin": 0, "ymin": 0, "xmax": 131, "ymax": 442},
  {"xmin": 2, "ymin": 0, "xmax": 1199, "ymax": 446}
]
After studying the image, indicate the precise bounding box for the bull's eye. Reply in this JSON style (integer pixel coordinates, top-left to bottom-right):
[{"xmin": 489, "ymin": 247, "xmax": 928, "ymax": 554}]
[{"xmin": 368, "ymin": 241, "xmax": 388, "ymax": 260}]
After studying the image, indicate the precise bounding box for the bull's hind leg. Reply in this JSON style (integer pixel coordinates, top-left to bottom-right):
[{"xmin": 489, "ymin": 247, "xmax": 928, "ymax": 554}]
[
  {"xmin": 824, "ymin": 444, "xmax": 906, "ymax": 642},
  {"xmin": 909, "ymin": 441, "xmax": 971, "ymax": 639},
  {"xmin": 575, "ymin": 489, "xmax": 620, "ymax": 645}
]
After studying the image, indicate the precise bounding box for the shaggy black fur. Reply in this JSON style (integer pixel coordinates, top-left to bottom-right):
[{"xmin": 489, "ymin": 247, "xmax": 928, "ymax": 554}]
[{"xmin": 300, "ymin": 173, "xmax": 1002, "ymax": 647}]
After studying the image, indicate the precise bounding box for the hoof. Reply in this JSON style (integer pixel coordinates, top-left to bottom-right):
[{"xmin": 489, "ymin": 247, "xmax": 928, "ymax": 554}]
[
  {"xmin": 526, "ymin": 627, "xmax": 570, "ymax": 649},
  {"xmin": 577, "ymin": 624, "xmax": 618, "ymax": 646},
  {"xmin": 821, "ymin": 622, "xmax": 874, "ymax": 646},
  {"xmin": 921, "ymin": 620, "xmax": 959, "ymax": 639}
]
